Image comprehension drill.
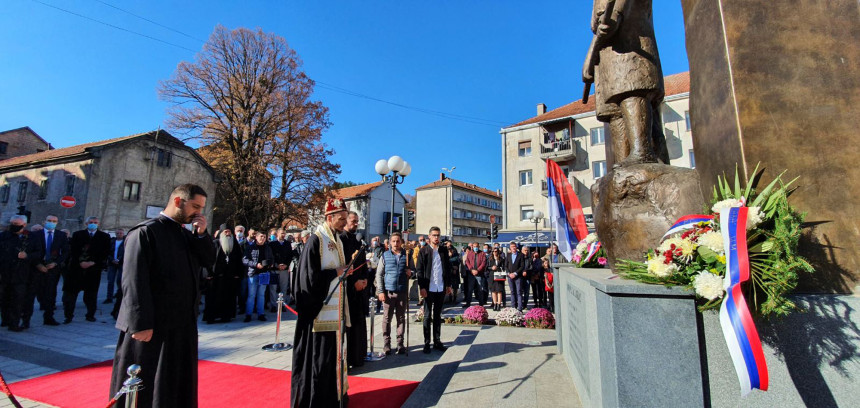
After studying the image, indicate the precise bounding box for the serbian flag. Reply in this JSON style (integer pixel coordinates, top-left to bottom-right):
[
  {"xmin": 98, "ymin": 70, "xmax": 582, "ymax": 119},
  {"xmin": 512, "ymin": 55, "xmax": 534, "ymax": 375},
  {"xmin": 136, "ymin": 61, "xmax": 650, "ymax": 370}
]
[
  {"xmin": 546, "ymin": 159, "xmax": 588, "ymax": 261},
  {"xmin": 719, "ymin": 207, "xmax": 768, "ymax": 395}
]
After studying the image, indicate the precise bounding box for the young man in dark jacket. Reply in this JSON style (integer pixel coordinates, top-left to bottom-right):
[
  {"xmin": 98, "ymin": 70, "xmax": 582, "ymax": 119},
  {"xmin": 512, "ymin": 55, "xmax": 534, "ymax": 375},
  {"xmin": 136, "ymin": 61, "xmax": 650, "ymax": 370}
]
[
  {"xmin": 416, "ymin": 226, "xmax": 452, "ymax": 354},
  {"xmin": 242, "ymin": 232, "xmax": 274, "ymax": 322}
]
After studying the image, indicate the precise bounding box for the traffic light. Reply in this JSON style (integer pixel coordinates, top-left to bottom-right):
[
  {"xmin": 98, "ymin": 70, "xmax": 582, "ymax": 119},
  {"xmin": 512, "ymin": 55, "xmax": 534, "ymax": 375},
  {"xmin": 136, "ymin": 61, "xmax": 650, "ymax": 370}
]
[{"xmin": 491, "ymin": 224, "xmax": 498, "ymax": 240}]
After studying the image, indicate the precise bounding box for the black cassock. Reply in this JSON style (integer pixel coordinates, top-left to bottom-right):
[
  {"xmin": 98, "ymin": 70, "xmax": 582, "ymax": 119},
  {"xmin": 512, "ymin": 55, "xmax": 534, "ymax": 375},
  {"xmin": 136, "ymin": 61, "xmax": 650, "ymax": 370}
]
[
  {"xmin": 291, "ymin": 232, "xmax": 345, "ymax": 408},
  {"xmin": 340, "ymin": 231, "xmax": 367, "ymax": 368},
  {"xmin": 110, "ymin": 215, "xmax": 215, "ymax": 408},
  {"xmin": 203, "ymin": 238, "xmax": 243, "ymax": 323}
]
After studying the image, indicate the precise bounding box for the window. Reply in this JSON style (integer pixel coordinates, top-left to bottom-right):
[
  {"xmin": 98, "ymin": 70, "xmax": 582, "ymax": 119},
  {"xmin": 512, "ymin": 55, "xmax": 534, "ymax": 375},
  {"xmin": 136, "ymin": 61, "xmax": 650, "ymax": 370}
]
[
  {"xmin": 0, "ymin": 142, "xmax": 7, "ymax": 154},
  {"xmin": 689, "ymin": 150, "xmax": 696, "ymax": 168},
  {"xmin": 156, "ymin": 149, "xmax": 172, "ymax": 167},
  {"xmin": 520, "ymin": 205, "xmax": 534, "ymax": 221},
  {"xmin": 0, "ymin": 184, "xmax": 8, "ymax": 203},
  {"xmin": 123, "ymin": 181, "xmax": 141, "ymax": 201},
  {"xmin": 561, "ymin": 165, "xmax": 570, "ymax": 178},
  {"xmin": 518, "ymin": 140, "xmax": 532, "ymax": 157},
  {"xmin": 38, "ymin": 179, "xmax": 48, "ymax": 200},
  {"xmin": 593, "ymin": 160, "xmax": 607, "ymax": 179},
  {"xmin": 590, "ymin": 127, "xmax": 605, "ymax": 146},
  {"xmin": 65, "ymin": 175, "xmax": 76, "ymax": 196},
  {"xmin": 519, "ymin": 170, "xmax": 533, "ymax": 186},
  {"xmin": 17, "ymin": 181, "xmax": 28, "ymax": 203},
  {"xmin": 685, "ymin": 111, "xmax": 691, "ymax": 132}
]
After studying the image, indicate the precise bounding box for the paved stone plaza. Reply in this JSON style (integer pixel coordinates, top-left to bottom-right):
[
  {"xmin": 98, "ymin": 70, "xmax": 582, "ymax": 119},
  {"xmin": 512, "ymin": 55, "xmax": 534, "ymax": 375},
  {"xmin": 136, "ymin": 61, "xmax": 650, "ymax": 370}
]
[{"xmin": 0, "ymin": 276, "xmax": 579, "ymax": 408}]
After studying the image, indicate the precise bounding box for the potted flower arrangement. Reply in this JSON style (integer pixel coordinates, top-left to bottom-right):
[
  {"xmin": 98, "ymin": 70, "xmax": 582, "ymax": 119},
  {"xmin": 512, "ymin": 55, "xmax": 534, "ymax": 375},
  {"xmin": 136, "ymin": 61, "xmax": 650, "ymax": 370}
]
[
  {"xmin": 495, "ymin": 307, "xmax": 525, "ymax": 327},
  {"xmin": 523, "ymin": 308, "xmax": 555, "ymax": 329},
  {"xmin": 462, "ymin": 305, "xmax": 489, "ymax": 325},
  {"xmin": 573, "ymin": 233, "xmax": 607, "ymax": 268},
  {"xmin": 616, "ymin": 164, "xmax": 813, "ymax": 317}
]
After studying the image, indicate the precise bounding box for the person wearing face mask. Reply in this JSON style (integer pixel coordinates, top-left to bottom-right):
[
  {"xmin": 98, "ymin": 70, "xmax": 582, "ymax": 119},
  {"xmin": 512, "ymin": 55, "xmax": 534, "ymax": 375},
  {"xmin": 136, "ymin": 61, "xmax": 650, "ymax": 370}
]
[
  {"xmin": 0, "ymin": 215, "xmax": 44, "ymax": 332},
  {"xmin": 63, "ymin": 216, "xmax": 111, "ymax": 323},
  {"xmin": 234, "ymin": 225, "xmax": 247, "ymax": 314},
  {"xmin": 27, "ymin": 215, "xmax": 70, "ymax": 326}
]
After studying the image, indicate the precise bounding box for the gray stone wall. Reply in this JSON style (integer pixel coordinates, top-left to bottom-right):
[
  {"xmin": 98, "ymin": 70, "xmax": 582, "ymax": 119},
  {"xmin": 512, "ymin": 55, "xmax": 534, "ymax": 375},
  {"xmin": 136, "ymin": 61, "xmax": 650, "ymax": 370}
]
[{"xmin": 0, "ymin": 128, "xmax": 51, "ymax": 160}]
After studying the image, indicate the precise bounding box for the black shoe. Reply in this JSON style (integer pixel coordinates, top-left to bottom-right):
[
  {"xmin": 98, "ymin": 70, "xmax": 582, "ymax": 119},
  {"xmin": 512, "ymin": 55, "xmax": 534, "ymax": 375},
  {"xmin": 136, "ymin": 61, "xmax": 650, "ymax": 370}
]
[
  {"xmin": 396, "ymin": 346, "xmax": 406, "ymax": 355},
  {"xmin": 102, "ymin": 298, "xmax": 113, "ymax": 304},
  {"xmin": 423, "ymin": 344, "xmax": 431, "ymax": 354},
  {"xmin": 85, "ymin": 316, "xmax": 96, "ymax": 322},
  {"xmin": 433, "ymin": 342, "xmax": 447, "ymax": 352},
  {"xmin": 8, "ymin": 326, "xmax": 22, "ymax": 332},
  {"xmin": 383, "ymin": 345, "xmax": 392, "ymax": 355},
  {"xmin": 258, "ymin": 315, "xmax": 267, "ymax": 322},
  {"xmin": 44, "ymin": 319, "xmax": 60, "ymax": 326},
  {"xmin": 243, "ymin": 315, "xmax": 252, "ymax": 323},
  {"xmin": 63, "ymin": 317, "xmax": 73, "ymax": 324}
]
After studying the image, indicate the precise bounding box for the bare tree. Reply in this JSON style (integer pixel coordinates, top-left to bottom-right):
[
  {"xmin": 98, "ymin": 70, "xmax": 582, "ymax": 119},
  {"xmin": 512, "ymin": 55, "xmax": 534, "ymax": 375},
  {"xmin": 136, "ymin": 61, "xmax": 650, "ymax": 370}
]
[{"xmin": 160, "ymin": 25, "xmax": 339, "ymax": 228}]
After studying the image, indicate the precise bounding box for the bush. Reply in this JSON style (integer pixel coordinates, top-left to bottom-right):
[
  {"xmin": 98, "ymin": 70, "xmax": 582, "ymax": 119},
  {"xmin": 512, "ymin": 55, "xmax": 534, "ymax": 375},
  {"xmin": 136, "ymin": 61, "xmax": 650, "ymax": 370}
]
[
  {"xmin": 495, "ymin": 307, "xmax": 525, "ymax": 327},
  {"xmin": 523, "ymin": 308, "xmax": 555, "ymax": 329},
  {"xmin": 462, "ymin": 305, "xmax": 488, "ymax": 324}
]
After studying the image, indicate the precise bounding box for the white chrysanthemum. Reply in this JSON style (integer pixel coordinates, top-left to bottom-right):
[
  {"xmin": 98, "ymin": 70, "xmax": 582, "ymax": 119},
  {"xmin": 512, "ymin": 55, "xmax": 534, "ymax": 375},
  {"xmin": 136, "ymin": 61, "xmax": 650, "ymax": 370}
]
[
  {"xmin": 698, "ymin": 231, "xmax": 724, "ymax": 254},
  {"xmin": 575, "ymin": 241, "xmax": 588, "ymax": 254},
  {"xmin": 693, "ymin": 271, "xmax": 725, "ymax": 300},
  {"xmin": 746, "ymin": 206, "xmax": 764, "ymax": 230},
  {"xmin": 647, "ymin": 258, "xmax": 678, "ymax": 278},
  {"xmin": 657, "ymin": 237, "xmax": 696, "ymax": 262},
  {"xmin": 585, "ymin": 233, "xmax": 598, "ymax": 244},
  {"xmin": 711, "ymin": 198, "xmax": 744, "ymax": 214},
  {"xmin": 658, "ymin": 237, "xmax": 683, "ymax": 254}
]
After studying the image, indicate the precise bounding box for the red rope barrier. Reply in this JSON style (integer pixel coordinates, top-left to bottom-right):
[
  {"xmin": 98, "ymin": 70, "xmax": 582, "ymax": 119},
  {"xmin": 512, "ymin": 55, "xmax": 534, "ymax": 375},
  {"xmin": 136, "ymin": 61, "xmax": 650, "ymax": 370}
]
[
  {"xmin": 0, "ymin": 368, "xmax": 24, "ymax": 408},
  {"xmin": 104, "ymin": 397, "xmax": 119, "ymax": 408}
]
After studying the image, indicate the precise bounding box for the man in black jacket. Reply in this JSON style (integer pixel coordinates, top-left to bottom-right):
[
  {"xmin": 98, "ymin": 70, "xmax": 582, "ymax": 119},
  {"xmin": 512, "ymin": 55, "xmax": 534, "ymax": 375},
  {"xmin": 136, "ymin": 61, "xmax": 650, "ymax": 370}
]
[
  {"xmin": 268, "ymin": 228, "xmax": 294, "ymax": 312},
  {"xmin": 64, "ymin": 216, "xmax": 111, "ymax": 323},
  {"xmin": 416, "ymin": 226, "xmax": 452, "ymax": 354},
  {"xmin": 0, "ymin": 215, "xmax": 44, "ymax": 331},
  {"xmin": 27, "ymin": 214, "xmax": 69, "ymax": 326},
  {"xmin": 506, "ymin": 242, "xmax": 527, "ymax": 312},
  {"xmin": 110, "ymin": 183, "xmax": 216, "ymax": 407}
]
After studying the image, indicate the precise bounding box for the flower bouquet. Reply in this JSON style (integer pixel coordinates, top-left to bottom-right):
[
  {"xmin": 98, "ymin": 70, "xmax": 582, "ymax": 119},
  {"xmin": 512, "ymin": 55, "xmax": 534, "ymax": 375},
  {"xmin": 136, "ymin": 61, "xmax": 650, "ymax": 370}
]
[
  {"xmin": 495, "ymin": 307, "xmax": 524, "ymax": 327},
  {"xmin": 573, "ymin": 233, "xmax": 607, "ymax": 268},
  {"xmin": 414, "ymin": 305, "xmax": 425, "ymax": 322},
  {"xmin": 616, "ymin": 164, "xmax": 813, "ymax": 317},
  {"xmin": 462, "ymin": 305, "xmax": 488, "ymax": 324},
  {"xmin": 523, "ymin": 308, "xmax": 555, "ymax": 329}
]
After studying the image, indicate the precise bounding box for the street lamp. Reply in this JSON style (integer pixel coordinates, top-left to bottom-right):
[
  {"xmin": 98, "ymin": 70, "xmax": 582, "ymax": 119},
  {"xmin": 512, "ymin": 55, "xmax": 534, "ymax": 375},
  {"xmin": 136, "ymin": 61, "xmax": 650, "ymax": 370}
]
[
  {"xmin": 530, "ymin": 210, "xmax": 544, "ymax": 253},
  {"xmin": 375, "ymin": 155, "xmax": 411, "ymax": 236}
]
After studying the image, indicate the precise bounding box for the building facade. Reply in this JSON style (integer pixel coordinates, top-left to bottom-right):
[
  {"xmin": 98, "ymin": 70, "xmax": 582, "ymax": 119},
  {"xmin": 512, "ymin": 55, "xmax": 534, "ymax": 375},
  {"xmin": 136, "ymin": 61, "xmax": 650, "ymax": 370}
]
[
  {"xmin": 415, "ymin": 174, "xmax": 502, "ymax": 247},
  {"xmin": 308, "ymin": 181, "xmax": 406, "ymax": 239},
  {"xmin": 0, "ymin": 127, "xmax": 53, "ymax": 161},
  {"xmin": 0, "ymin": 129, "xmax": 218, "ymax": 233},
  {"xmin": 500, "ymin": 72, "xmax": 693, "ymax": 241}
]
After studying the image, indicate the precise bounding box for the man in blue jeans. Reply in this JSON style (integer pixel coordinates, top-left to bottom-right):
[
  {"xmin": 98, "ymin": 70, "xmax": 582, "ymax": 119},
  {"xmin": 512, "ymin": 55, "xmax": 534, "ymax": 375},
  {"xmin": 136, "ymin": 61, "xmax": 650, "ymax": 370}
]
[
  {"xmin": 104, "ymin": 229, "xmax": 124, "ymax": 304},
  {"xmin": 242, "ymin": 231, "xmax": 273, "ymax": 322}
]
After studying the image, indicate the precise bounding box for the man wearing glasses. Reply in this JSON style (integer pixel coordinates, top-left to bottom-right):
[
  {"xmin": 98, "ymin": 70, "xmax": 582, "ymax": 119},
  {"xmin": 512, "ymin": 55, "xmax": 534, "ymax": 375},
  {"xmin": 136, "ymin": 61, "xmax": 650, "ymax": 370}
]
[{"xmin": 416, "ymin": 227, "xmax": 452, "ymax": 354}]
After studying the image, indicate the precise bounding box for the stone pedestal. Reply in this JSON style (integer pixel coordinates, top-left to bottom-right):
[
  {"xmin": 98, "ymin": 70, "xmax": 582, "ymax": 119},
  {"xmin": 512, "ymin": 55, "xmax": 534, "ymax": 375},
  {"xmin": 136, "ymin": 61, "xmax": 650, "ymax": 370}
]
[
  {"xmin": 591, "ymin": 163, "xmax": 705, "ymax": 268},
  {"xmin": 682, "ymin": 0, "xmax": 860, "ymax": 292}
]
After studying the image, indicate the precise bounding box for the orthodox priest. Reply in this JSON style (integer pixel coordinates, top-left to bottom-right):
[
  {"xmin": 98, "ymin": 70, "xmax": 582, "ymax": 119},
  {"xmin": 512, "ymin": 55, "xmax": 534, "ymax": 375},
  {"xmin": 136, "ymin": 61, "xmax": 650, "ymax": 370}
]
[
  {"xmin": 341, "ymin": 211, "xmax": 368, "ymax": 368},
  {"xmin": 291, "ymin": 198, "xmax": 353, "ymax": 408},
  {"xmin": 110, "ymin": 184, "xmax": 216, "ymax": 407}
]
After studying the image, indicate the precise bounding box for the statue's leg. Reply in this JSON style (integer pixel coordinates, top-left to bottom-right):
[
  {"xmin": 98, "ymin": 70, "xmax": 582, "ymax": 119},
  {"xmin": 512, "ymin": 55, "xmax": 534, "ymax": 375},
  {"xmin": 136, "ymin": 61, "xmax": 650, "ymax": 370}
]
[
  {"xmin": 608, "ymin": 116, "xmax": 628, "ymax": 168},
  {"xmin": 651, "ymin": 100, "xmax": 670, "ymax": 164},
  {"xmin": 619, "ymin": 96, "xmax": 657, "ymax": 165}
]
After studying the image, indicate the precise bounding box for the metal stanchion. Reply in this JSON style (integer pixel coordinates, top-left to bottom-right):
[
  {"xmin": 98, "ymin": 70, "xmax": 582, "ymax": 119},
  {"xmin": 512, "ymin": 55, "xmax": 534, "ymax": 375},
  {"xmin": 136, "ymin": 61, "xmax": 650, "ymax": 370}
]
[
  {"xmin": 365, "ymin": 295, "xmax": 386, "ymax": 361},
  {"xmin": 122, "ymin": 364, "xmax": 142, "ymax": 408},
  {"xmin": 262, "ymin": 293, "xmax": 293, "ymax": 352}
]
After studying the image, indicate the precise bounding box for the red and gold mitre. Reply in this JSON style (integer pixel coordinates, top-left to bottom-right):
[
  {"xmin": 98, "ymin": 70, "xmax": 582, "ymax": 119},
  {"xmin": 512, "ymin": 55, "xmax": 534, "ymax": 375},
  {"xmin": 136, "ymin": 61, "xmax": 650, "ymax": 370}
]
[{"xmin": 325, "ymin": 198, "xmax": 347, "ymax": 215}]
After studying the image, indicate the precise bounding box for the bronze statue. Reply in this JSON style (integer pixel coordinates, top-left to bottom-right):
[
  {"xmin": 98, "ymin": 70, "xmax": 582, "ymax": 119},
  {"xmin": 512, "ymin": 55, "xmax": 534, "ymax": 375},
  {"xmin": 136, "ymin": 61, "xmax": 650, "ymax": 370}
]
[{"xmin": 583, "ymin": 0, "xmax": 669, "ymax": 167}]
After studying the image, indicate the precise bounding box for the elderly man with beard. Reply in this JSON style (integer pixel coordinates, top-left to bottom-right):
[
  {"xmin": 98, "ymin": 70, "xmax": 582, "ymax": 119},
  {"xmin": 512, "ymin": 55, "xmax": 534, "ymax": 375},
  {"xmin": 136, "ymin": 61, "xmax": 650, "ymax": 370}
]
[
  {"xmin": 291, "ymin": 199, "xmax": 353, "ymax": 407},
  {"xmin": 110, "ymin": 184, "xmax": 215, "ymax": 407},
  {"xmin": 204, "ymin": 225, "xmax": 244, "ymax": 324}
]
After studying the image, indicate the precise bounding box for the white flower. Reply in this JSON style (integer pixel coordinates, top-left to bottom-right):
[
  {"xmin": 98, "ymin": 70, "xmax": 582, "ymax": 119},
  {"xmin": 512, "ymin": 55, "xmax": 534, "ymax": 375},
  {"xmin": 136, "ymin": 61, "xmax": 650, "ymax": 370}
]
[
  {"xmin": 746, "ymin": 206, "xmax": 764, "ymax": 230},
  {"xmin": 657, "ymin": 237, "xmax": 696, "ymax": 262},
  {"xmin": 698, "ymin": 231, "xmax": 725, "ymax": 254},
  {"xmin": 575, "ymin": 241, "xmax": 588, "ymax": 254},
  {"xmin": 647, "ymin": 258, "xmax": 678, "ymax": 278},
  {"xmin": 693, "ymin": 271, "xmax": 725, "ymax": 300},
  {"xmin": 585, "ymin": 233, "xmax": 598, "ymax": 244},
  {"xmin": 711, "ymin": 198, "xmax": 744, "ymax": 214}
]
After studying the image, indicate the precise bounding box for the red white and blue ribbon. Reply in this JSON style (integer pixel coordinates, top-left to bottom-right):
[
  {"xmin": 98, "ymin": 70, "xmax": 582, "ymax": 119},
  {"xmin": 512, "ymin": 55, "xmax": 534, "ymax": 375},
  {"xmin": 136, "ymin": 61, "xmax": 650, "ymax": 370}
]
[
  {"xmin": 719, "ymin": 207, "xmax": 769, "ymax": 395},
  {"xmin": 583, "ymin": 241, "xmax": 602, "ymax": 263},
  {"xmin": 661, "ymin": 214, "xmax": 714, "ymax": 240}
]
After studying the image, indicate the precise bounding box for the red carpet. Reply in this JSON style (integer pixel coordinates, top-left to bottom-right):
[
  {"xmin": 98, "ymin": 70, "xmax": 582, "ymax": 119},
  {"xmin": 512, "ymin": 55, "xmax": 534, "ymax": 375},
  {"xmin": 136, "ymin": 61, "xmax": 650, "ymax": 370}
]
[{"xmin": 10, "ymin": 360, "xmax": 418, "ymax": 407}]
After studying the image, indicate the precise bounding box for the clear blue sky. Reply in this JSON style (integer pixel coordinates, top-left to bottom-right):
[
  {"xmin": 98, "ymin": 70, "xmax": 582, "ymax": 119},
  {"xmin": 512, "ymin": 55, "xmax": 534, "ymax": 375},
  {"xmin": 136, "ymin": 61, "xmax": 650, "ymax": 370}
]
[{"xmin": 0, "ymin": 0, "xmax": 689, "ymax": 195}]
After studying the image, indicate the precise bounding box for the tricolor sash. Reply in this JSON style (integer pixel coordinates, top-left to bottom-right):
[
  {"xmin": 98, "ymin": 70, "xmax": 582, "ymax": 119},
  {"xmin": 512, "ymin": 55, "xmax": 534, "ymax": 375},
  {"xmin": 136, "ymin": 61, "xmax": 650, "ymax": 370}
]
[
  {"xmin": 583, "ymin": 241, "xmax": 602, "ymax": 263},
  {"xmin": 719, "ymin": 207, "xmax": 769, "ymax": 395},
  {"xmin": 312, "ymin": 224, "xmax": 350, "ymax": 332},
  {"xmin": 661, "ymin": 214, "xmax": 714, "ymax": 240}
]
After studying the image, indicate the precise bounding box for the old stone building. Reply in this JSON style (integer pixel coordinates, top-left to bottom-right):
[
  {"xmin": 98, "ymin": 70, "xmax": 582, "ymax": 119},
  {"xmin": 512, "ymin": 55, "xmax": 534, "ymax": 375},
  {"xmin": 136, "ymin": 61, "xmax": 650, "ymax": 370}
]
[
  {"xmin": 307, "ymin": 181, "xmax": 406, "ymax": 239},
  {"xmin": 0, "ymin": 127, "xmax": 53, "ymax": 160},
  {"xmin": 0, "ymin": 129, "xmax": 217, "ymax": 233}
]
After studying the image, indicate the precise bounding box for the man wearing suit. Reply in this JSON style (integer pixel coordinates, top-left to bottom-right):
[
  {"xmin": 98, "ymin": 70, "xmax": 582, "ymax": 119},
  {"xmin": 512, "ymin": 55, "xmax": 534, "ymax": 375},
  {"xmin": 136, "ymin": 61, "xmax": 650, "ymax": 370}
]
[
  {"xmin": 416, "ymin": 226, "xmax": 453, "ymax": 354},
  {"xmin": 506, "ymin": 242, "xmax": 527, "ymax": 312},
  {"xmin": 26, "ymin": 214, "xmax": 70, "ymax": 326},
  {"xmin": 104, "ymin": 229, "xmax": 125, "ymax": 304},
  {"xmin": 64, "ymin": 216, "xmax": 111, "ymax": 323}
]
